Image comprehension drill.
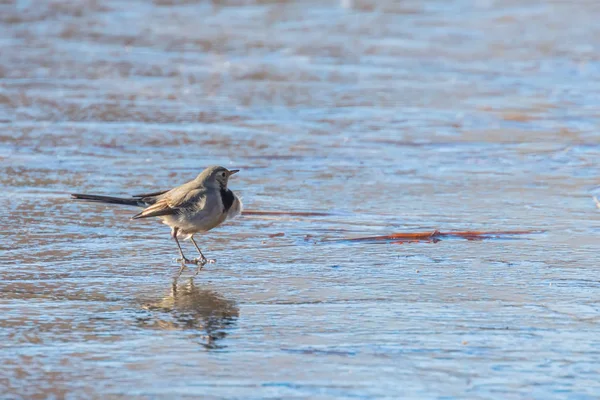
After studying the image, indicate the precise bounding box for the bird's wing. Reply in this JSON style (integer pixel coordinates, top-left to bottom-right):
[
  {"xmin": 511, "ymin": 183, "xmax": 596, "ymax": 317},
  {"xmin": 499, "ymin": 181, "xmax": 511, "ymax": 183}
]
[
  {"xmin": 132, "ymin": 177, "xmax": 199, "ymax": 203},
  {"xmin": 132, "ymin": 189, "xmax": 169, "ymax": 198},
  {"xmin": 131, "ymin": 188, "xmax": 206, "ymax": 220}
]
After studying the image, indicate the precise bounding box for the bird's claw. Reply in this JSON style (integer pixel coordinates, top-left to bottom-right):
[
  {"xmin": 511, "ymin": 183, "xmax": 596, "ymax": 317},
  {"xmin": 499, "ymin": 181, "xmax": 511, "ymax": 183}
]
[
  {"xmin": 192, "ymin": 257, "xmax": 216, "ymax": 266},
  {"xmin": 175, "ymin": 257, "xmax": 216, "ymax": 278},
  {"xmin": 192, "ymin": 258, "xmax": 215, "ymax": 276}
]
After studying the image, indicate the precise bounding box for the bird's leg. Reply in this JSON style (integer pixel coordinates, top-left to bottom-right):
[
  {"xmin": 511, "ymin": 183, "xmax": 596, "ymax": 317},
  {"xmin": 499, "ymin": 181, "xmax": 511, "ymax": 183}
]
[
  {"xmin": 173, "ymin": 228, "xmax": 193, "ymax": 266},
  {"xmin": 189, "ymin": 236, "xmax": 208, "ymax": 264},
  {"xmin": 190, "ymin": 236, "xmax": 215, "ymax": 275}
]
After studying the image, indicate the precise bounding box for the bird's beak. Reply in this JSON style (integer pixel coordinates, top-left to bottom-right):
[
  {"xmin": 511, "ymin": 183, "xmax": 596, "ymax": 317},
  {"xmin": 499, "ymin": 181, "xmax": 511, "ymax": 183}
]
[{"xmin": 228, "ymin": 169, "xmax": 240, "ymax": 176}]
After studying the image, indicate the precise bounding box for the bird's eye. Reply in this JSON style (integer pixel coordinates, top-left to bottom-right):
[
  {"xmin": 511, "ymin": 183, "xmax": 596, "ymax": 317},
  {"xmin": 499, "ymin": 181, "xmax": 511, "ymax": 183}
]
[{"xmin": 221, "ymin": 172, "xmax": 227, "ymax": 177}]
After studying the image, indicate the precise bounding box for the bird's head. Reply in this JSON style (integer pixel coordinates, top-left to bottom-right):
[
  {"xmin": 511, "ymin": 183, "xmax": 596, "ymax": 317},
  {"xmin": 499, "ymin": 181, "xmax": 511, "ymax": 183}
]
[{"xmin": 198, "ymin": 166, "xmax": 239, "ymax": 189}]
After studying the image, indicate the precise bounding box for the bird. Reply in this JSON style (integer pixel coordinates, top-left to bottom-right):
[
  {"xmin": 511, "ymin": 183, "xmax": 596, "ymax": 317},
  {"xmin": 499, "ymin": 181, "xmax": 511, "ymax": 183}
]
[{"xmin": 71, "ymin": 166, "xmax": 242, "ymax": 275}]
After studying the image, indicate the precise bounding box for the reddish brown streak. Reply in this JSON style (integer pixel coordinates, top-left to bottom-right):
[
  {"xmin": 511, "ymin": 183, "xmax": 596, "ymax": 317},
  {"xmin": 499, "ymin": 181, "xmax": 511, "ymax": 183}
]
[
  {"xmin": 346, "ymin": 229, "xmax": 542, "ymax": 243},
  {"xmin": 241, "ymin": 211, "xmax": 542, "ymax": 243}
]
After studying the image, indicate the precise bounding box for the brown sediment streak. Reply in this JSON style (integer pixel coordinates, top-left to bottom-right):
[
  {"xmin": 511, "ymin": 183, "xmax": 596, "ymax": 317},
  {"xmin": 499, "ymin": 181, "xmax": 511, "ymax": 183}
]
[
  {"xmin": 242, "ymin": 210, "xmax": 332, "ymax": 217},
  {"xmin": 346, "ymin": 229, "xmax": 542, "ymax": 243}
]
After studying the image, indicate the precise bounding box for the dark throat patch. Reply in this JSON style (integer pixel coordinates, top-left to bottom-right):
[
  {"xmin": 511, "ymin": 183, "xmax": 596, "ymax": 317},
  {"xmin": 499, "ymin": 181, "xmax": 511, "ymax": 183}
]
[{"xmin": 220, "ymin": 189, "xmax": 234, "ymax": 212}]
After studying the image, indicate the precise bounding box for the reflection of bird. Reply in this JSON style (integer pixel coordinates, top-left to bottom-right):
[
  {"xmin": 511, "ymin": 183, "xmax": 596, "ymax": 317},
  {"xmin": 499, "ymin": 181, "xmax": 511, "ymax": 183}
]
[
  {"xmin": 71, "ymin": 166, "xmax": 242, "ymax": 274},
  {"xmin": 141, "ymin": 279, "xmax": 239, "ymax": 348}
]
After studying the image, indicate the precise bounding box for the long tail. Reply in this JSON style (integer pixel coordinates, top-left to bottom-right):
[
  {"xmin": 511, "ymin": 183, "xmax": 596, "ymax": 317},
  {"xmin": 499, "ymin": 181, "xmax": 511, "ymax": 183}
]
[{"xmin": 71, "ymin": 193, "xmax": 145, "ymax": 207}]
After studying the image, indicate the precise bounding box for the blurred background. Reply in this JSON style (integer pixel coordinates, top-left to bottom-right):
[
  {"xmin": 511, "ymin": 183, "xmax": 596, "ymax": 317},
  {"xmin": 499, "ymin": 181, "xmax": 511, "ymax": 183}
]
[{"xmin": 1, "ymin": 0, "xmax": 600, "ymax": 398}]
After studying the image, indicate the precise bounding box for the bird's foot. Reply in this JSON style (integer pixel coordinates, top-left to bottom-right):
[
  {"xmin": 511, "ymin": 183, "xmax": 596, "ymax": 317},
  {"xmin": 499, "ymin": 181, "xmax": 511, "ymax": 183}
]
[
  {"xmin": 192, "ymin": 258, "xmax": 215, "ymax": 276},
  {"xmin": 176, "ymin": 257, "xmax": 196, "ymax": 265},
  {"xmin": 192, "ymin": 257, "xmax": 216, "ymax": 266}
]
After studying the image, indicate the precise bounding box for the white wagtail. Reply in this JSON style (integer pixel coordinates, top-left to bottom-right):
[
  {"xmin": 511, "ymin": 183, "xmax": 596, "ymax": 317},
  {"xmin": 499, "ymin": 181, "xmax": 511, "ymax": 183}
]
[{"xmin": 71, "ymin": 166, "xmax": 242, "ymax": 274}]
